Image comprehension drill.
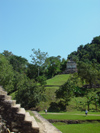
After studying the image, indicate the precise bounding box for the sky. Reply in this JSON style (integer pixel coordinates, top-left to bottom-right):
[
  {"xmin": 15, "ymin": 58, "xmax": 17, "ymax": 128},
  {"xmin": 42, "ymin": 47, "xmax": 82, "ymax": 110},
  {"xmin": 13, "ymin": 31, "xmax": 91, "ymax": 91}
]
[{"xmin": 0, "ymin": 0, "xmax": 100, "ymax": 62}]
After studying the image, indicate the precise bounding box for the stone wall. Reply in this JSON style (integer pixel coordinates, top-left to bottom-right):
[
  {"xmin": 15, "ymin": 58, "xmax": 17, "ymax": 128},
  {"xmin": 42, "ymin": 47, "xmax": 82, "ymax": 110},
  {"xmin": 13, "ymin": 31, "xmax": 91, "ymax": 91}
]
[
  {"xmin": 0, "ymin": 86, "xmax": 39, "ymax": 133},
  {"xmin": 62, "ymin": 68, "xmax": 77, "ymax": 74},
  {"xmin": 62, "ymin": 60, "xmax": 77, "ymax": 74}
]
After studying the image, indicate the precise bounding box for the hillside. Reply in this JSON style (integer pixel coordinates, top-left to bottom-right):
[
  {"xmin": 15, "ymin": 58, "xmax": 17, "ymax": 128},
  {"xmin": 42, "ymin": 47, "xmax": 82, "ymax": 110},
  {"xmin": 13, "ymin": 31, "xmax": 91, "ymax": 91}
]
[
  {"xmin": 37, "ymin": 74, "xmax": 70, "ymax": 110},
  {"xmin": 46, "ymin": 74, "xmax": 70, "ymax": 86},
  {"xmin": 38, "ymin": 72, "xmax": 100, "ymax": 112}
]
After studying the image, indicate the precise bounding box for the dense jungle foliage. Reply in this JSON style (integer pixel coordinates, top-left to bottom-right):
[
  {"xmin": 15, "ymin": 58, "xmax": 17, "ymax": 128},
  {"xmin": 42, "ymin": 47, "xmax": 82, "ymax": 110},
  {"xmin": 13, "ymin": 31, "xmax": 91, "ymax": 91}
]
[{"xmin": 68, "ymin": 36, "xmax": 100, "ymax": 64}]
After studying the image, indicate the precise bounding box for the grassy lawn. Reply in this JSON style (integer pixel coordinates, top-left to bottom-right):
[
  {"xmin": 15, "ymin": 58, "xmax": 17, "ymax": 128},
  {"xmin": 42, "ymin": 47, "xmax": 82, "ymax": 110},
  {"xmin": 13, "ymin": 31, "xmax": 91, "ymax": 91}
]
[
  {"xmin": 53, "ymin": 123, "xmax": 100, "ymax": 133},
  {"xmin": 40, "ymin": 111, "xmax": 100, "ymax": 133},
  {"xmin": 40, "ymin": 113, "xmax": 100, "ymax": 120},
  {"xmin": 46, "ymin": 74, "xmax": 70, "ymax": 86},
  {"xmin": 40, "ymin": 111, "xmax": 100, "ymax": 114}
]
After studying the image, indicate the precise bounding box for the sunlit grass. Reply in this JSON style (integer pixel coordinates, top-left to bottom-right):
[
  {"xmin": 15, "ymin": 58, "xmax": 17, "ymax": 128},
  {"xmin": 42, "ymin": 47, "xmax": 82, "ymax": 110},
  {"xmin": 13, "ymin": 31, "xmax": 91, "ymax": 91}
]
[
  {"xmin": 53, "ymin": 123, "xmax": 100, "ymax": 133},
  {"xmin": 40, "ymin": 111, "xmax": 100, "ymax": 115},
  {"xmin": 41, "ymin": 113, "xmax": 100, "ymax": 120},
  {"xmin": 40, "ymin": 111, "xmax": 100, "ymax": 133},
  {"xmin": 46, "ymin": 74, "xmax": 70, "ymax": 85}
]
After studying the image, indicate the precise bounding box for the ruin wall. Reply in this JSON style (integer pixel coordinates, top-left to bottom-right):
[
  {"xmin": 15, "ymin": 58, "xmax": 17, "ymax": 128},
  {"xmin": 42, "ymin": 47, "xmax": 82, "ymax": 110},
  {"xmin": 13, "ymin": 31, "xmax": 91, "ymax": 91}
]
[{"xmin": 0, "ymin": 86, "xmax": 39, "ymax": 133}]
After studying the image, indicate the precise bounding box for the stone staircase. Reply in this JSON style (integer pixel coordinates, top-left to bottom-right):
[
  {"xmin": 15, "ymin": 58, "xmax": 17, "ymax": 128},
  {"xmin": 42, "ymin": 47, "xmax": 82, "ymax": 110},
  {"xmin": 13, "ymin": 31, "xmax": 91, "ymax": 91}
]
[{"xmin": 0, "ymin": 86, "xmax": 39, "ymax": 133}]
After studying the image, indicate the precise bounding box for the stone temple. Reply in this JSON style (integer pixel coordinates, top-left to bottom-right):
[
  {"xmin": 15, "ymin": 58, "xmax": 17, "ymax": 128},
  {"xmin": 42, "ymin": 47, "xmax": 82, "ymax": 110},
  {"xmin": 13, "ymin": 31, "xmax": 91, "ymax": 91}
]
[{"xmin": 63, "ymin": 60, "xmax": 77, "ymax": 74}]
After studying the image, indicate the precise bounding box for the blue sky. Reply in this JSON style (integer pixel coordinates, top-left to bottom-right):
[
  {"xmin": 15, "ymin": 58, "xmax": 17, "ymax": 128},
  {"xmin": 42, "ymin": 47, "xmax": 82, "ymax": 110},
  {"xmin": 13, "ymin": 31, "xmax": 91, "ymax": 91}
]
[{"xmin": 0, "ymin": 0, "xmax": 100, "ymax": 62}]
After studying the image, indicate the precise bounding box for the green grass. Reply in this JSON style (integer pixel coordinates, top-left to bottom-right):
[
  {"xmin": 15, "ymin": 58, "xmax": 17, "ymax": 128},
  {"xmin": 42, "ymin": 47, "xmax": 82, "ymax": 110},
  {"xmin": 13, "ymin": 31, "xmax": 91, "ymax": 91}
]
[
  {"xmin": 10, "ymin": 91, "xmax": 17, "ymax": 99},
  {"xmin": 40, "ymin": 113, "xmax": 100, "ymax": 120},
  {"xmin": 40, "ymin": 111, "xmax": 100, "ymax": 115},
  {"xmin": 40, "ymin": 111, "xmax": 100, "ymax": 133},
  {"xmin": 46, "ymin": 74, "xmax": 70, "ymax": 85},
  {"xmin": 53, "ymin": 123, "xmax": 100, "ymax": 133}
]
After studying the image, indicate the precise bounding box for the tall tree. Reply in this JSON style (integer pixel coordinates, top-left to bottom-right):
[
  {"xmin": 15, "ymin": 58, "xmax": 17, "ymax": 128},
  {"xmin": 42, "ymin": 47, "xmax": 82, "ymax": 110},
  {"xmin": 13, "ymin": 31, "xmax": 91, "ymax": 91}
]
[
  {"xmin": 77, "ymin": 61, "xmax": 98, "ymax": 88},
  {"xmin": 0, "ymin": 54, "xmax": 14, "ymax": 91},
  {"xmin": 26, "ymin": 63, "xmax": 38, "ymax": 79},
  {"xmin": 2, "ymin": 50, "xmax": 13, "ymax": 59},
  {"xmin": 15, "ymin": 74, "xmax": 45, "ymax": 109},
  {"xmin": 60, "ymin": 58, "xmax": 67, "ymax": 71},
  {"xmin": 9, "ymin": 55, "xmax": 28, "ymax": 73},
  {"xmin": 2, "ymin": 50, "xmax": 28, "ymax": 74},
  {"xmin": 45, "ymin": 56, "xmax": 61, "ymax": 78},
  {"xmin": 30, "ymin": 48, "xmax": 48, "ymax": 76},
  {"xmin": 56, "ymin": 78, "xmax": 74, "ymax": 110}
]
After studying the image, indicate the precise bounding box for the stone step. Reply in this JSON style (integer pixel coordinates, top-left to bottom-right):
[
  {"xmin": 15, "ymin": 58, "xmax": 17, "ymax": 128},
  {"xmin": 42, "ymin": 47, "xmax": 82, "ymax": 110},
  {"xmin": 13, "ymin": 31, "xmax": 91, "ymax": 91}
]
[
  {"xmin": 25, "ymin": 112, "xmax": 32, "ymax": 122},
  {"xmin": 17, "ymin": 108, "xmax": 26, "ymax": 114},
  {"xmin": 0, "ymin": 87, "xmax": 39, "ymax": 133},
  {"xmin": 0, "ymin": 86, "xmax": 3, "ymax": 91},
  {"xmin": 31, "ymin": 116, "xmax": 39, "ymax": 129},
  {"xmin": 25, "ymin": 112, "xmax": 39, "ymax": 129},
  {"xmin": 4, "ymin": 100, "xmax": 16, "ymax": 106},
  {"xmin": 11, "ymin": 100, "xmax": 16, "ymax": 106},
  {"xmin": 13, "ymin": 104, "xmax": 21, "ymax": 109},
  {"xmin": 5, "ymin": 95, "xmax": 12, "ymax": 100},
  {"xmin": 0, "ymin": 90, "xmax": 7, "ymax": 95},
  {"xmin": 0, "ymin": 94, "xmax": 5, "ymax": 100},
  {"xmin": 11, "ymin": 104, "xmax": 21, "ymax": 112},
  {"xmin": 26, "ymin": 112, "xmax": 30, "ymax": 116}
]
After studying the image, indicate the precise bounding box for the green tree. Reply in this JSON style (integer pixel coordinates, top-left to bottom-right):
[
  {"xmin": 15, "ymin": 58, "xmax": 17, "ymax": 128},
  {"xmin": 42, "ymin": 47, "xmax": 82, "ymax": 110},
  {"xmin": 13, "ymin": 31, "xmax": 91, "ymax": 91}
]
[
  {"xmin": 77, "ymin": 62, "xmax": 98, "ymax": 88},
  {"xmin": 92, "ymin": 36, "xmax": 100, "ymax": 45},
  {"xmin": 0, "ymin": 54, "xmax": 14, "ymax": 92},
  {"xmin": 97, "ymin": 91, "xmax": 100, "ymax": 106},
  {"xmin": 92, "ymin": 93, "xmax": 99, "ymax": 111},
  {"xmin": 85, "ymin": 92, "xmax": 94, "ymax": 111},
  {"xmin": 68, "ymin": 36, "xmax": 100, "ymax": 64},
  {"xmin": 60, "ymin": 58, "xmax": 67, "ymax": 71},
  {"xmin": 15, "ymin": 74, "xmax": 45, "ymax": 109},
  {"xmin": 26, "ymin": 63, "xmax": 38, "ymax": 80},
  {"xmin": 45, "ymin": 56, "xmax": 61, "ymax": 78},
  {"xmin": 2, "ymin": 50, "xmax": 13, "ymax": 60},
  {"xmin": 36, "ymin": 75, "xmax": 47, "ymax": 86},
  {"xmin": 30, "ymin": 48, "xmax": 48, "ymax": 76},
  {"xmin": 9, "ymin": 55, "xmax": 28, "ymax": 73},
  {"xmin": 56, "ymin": 78, "xmax": 74, "ymax": 110}
]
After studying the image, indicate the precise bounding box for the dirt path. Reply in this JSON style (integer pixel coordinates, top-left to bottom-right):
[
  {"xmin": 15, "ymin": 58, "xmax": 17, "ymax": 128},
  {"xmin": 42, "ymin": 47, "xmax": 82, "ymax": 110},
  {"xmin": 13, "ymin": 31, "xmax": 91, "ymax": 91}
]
[{"xmin": 32, "ymin": 111, "xmax": 62, "ymax": 133}]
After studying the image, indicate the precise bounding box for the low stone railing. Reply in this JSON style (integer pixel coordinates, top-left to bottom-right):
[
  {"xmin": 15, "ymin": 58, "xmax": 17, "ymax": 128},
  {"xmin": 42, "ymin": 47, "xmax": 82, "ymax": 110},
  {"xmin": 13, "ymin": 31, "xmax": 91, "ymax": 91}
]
[{"xmin": 0, "ymin": 86, "xmax": 39, "ymax": 133}]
